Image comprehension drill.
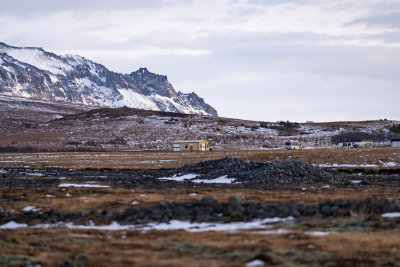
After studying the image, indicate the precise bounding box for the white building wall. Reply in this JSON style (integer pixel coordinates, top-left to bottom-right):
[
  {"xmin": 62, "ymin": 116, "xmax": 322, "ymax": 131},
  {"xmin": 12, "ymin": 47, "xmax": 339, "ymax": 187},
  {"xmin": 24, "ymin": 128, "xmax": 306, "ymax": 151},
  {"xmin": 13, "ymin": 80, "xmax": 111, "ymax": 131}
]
[{"xmin": 392, "ymin": 141, "xmax": 400, "ymax": 147}]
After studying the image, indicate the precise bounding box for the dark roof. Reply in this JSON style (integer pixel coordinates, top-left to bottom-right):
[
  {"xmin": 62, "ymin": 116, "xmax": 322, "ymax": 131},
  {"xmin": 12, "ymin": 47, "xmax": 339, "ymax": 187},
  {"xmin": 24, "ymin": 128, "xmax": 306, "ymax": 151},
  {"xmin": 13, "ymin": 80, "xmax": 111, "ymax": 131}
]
[{"xmin": 391, "ymin": 139, "xmax": 400, "ymax": 142}]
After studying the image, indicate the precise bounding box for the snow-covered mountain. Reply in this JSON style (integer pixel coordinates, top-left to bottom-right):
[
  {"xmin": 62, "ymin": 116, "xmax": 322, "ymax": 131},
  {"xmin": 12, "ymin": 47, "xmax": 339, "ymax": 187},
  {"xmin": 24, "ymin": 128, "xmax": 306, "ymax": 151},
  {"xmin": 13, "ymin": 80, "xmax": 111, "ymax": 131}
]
[{"xmin": 0, "ymin": 42, "xmax": 217, "ymax": 116}]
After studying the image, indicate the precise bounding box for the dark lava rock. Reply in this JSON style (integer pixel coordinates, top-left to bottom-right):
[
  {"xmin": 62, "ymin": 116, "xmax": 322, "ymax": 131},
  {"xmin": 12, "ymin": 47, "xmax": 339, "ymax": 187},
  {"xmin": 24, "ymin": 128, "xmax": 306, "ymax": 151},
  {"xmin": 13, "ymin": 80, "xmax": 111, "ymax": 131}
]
[
  {"xmin": 201, "ymin": 196, "xmax": 215, "ymax": 206},
  {"xmin": 167, "ymin": 157, "xmax": 337, "ymax": 185},
  {"xmin": 3, "ymin": 197, "xmax": 399, "ymax": 227},
  {"xmin": 228, "ymin": 196, "xmax": 243, "ymax": 212},
  {"xmin": 2, "ymin": 158, "xmax": 400, "ymax": 190}
]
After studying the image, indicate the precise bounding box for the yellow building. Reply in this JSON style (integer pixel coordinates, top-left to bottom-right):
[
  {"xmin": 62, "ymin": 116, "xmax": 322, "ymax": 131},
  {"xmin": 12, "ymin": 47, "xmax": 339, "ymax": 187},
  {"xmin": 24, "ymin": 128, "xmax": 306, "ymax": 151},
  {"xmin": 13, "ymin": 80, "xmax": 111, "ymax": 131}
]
[{"xmin": 172, "ymin": 140, "xmax": 212, "ymax": 151}]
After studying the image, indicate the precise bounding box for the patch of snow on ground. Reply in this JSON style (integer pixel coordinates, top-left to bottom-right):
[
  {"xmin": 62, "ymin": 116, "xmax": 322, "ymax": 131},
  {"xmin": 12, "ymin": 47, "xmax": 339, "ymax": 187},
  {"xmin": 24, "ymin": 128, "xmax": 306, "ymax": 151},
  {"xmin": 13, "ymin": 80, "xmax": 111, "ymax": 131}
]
[
  {"xmin": 255, "ymin": 229, "xmax": 289, "ymax": 235},
  {"xmin": 158, "ymin": 173, "xmax": 198, "ymax": 181},
  {"xmin": 305, "ymin": 231, "xmax": 330, "ymax": 236},
  {"xmin": 22, "ymin": 206, "xmax": 40, "ymax": 212},
  {"xmin": 246, "ymin": 259, "xmax": 265, "ymax": 267},
  {"xmin": 317, "ymin": 163, "xmax": 378, "ymax": 168},
  {"xmin": 45, "ymin": 194, "xmax": 55, "ymax": 198},
  {"xmin": 131, "ymin": 201, "xmax": 139, "ymax": 205},
  {"xmin": 382, "ymin": 212, "xmax": 400, "ymax": 218},
  {"xmin": 322, "ymin": 185, "xmax": 330, "ymax": 189},
  {"xmin": 25, "ymin": 172, "xmax": 44, "ymax": 176},
  {"xmin": 351, "ymin": 180, "xmax": 361, "ymax": 184},
  {"xmin": 0, "ymin": 221, "xmax": 28, "ymax": 229},
  {"xmin": 0, "ymin": 169, "xmax": 7, "ymax": 174},
  {"xmin": 65, "ymin": 193, "xmax": 71, "ymax": 197},
  {"xmin": 58, "ymin": 183, "xmax": 109, "ymax": 188},
  {"xmin": 189, "ymin": 193, "xmax": 198, "ymax": 196},
  {"xmin": 141, "ymin": 217, "xmax": 293, "ymax": 232},
  {"xmin": 0, "ymin": 217, "xmax": 294, "ymax": 232},
  {"xmin": 382, "ymin": 162, "xmax": 398, "ymax": 167},
  {"xmin": 191, "ymin": 175, "xmax": 237, "ymax": 184}
]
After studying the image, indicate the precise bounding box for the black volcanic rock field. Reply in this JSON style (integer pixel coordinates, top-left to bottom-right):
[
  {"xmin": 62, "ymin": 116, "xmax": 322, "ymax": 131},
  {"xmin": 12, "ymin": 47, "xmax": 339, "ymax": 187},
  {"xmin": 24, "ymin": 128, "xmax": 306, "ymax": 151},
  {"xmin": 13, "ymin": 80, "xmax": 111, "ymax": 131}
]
[{"xmin": 1, "ymin": 157, "xmax": 400, "ymax": 190}]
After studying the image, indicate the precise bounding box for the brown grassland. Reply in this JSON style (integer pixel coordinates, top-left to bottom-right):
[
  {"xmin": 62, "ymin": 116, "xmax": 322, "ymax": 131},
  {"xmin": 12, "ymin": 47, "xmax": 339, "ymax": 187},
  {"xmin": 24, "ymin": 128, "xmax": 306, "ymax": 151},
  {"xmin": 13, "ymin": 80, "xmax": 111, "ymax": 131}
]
[
  {"xmin": 1, "ymin": 148, "xmax": 400, "ymax": 266},
  {"xmin": 0, "ymin": 147, "xmax": 399, "ymax": 169}
]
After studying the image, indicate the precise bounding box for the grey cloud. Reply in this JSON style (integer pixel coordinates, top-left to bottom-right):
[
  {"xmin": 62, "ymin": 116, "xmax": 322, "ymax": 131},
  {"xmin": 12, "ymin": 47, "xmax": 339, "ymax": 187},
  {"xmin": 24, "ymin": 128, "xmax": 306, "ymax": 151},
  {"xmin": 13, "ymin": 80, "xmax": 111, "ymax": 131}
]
[
  {"xmin": 81, "ymin": 28, "xmax": 400, "ymax": 82},
  {"xmin": 364, "ymin": 32, "xmax": 400, "ymax": 44},
  {"xmin": 211, "ymin": 43, "xmax": 400, "ymax": 81},
  {"xmin": 121, "ymin": 30, "xmax": 339, "ymax": 51},
  {"xmin": 246, "ymin": 0, "xmax": 312, "ymax": 6},
  {"xmin": 0, "ymin": 0, "xmax": 163, "ymax": 17},
  {"xmin": 348, "ymin": 12, "xmax": 400, "ymax": 29}
]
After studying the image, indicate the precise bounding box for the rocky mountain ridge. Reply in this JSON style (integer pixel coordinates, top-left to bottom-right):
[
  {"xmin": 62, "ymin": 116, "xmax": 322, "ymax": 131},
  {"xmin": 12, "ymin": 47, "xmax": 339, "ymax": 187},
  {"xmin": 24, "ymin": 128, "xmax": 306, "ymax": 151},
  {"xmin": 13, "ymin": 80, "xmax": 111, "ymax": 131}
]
[{"xmin": 0, "ymin": 42, "xmax": 217, "ymax": 116}]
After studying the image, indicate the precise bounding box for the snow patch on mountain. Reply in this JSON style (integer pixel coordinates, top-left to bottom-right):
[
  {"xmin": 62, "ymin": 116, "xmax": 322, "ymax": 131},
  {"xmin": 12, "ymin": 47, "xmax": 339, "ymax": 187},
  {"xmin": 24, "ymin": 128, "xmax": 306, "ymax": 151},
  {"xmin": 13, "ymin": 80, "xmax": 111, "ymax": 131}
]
[
  {"xmin": 119, "ymin": 89, "xmax": 160, "ymax": 110},
  {"xmin": 0, "ymin": 46, "xmax": 72, "ymax": 75},
  {"xmin": 0, "ymin": 42, "xmax": 217, "ymax": 116}
]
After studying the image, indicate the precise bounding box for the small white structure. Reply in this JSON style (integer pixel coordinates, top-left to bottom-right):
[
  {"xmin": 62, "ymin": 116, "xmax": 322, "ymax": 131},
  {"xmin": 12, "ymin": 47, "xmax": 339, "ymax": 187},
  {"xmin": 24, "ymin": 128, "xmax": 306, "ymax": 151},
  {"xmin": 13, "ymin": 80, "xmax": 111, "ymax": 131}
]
[
  {"xmin": 391, "ymin": 139, "xmax": 400, "ymax": 147},
  {"xmin": 338, "ymin": 140, "xmax": 373, "ymax": 148},
  {"xmin": 172, "ymin": 140, "xmax": 211, "ymax": 151},
  {"xmin": 285, "ymin": 140, "xmax": 301, "ymax": 150}
]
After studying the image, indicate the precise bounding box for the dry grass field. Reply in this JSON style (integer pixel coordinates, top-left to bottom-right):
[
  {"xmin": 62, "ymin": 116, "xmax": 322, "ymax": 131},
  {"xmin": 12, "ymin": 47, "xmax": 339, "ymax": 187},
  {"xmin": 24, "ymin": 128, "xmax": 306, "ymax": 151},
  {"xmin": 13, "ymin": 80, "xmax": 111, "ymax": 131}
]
[
  {"xmin": 1, "ymin": 148, "xmax": 400, "ymax": 266},
  {"xmin": 1, "ymin": 227, "xmax": 399, "ymax": 266},
  {"xmin": 0, "ymin": 147, "xmax": 399, "ymax": 169}
]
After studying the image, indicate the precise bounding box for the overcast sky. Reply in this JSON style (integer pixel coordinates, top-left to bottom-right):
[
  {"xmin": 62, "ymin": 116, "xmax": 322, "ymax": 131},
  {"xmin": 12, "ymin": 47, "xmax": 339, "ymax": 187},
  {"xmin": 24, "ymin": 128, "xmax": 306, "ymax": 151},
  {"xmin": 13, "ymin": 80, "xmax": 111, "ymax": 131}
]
[{"xmin": 1, "ymin": 0, "xmax": 399, "ymax": 122}]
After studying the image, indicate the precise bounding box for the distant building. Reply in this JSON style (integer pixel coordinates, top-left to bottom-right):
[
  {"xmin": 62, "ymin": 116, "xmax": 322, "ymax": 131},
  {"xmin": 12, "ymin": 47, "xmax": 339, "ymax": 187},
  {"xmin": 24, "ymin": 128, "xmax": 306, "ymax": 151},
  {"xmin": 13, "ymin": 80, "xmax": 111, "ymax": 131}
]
[
  {"xmin": 338, "ymin": 140, "xmax": 373, "ymax": 148},
  {"xmin": 172, "ymin": 140, "xmax": 212, "ymax": 151},
  {"xmin": 391, "ymin": 139, "xmax": 400, "ymax": 147},
  {"xmin": 284, "ymin": 140, "xmax": 301, "ymax": 150}
]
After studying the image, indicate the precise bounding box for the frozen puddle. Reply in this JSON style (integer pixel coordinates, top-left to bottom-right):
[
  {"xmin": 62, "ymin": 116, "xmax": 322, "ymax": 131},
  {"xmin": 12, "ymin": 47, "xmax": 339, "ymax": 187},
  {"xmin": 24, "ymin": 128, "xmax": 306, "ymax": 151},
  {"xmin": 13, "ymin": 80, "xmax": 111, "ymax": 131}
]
[
  {"xmin": 0, "ymin": 217, "xmax": 293, "ymax": 232},
  {"xmin": 58, "ymin": 183, "xmax": 109, "ymax": 188}
]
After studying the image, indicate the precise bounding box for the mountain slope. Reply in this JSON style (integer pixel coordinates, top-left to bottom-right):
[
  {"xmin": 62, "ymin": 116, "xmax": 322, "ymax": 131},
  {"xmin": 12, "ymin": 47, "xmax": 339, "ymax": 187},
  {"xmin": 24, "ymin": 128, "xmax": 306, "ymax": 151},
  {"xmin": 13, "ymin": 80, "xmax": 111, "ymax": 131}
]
[{"xmin": 0, "ymin": 42, "xmax": 217, "ymax": 116}]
